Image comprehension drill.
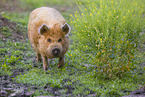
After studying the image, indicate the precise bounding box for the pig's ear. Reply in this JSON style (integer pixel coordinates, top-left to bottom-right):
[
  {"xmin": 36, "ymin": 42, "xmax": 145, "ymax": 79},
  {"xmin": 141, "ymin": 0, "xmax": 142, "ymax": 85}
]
[
  {"xmin": 61, "ymin": 23, "xmax": 71, "ymax": 35},
  {"xmin": 38, "ymin": 24, "xmax": 49, "ymax": 35}
]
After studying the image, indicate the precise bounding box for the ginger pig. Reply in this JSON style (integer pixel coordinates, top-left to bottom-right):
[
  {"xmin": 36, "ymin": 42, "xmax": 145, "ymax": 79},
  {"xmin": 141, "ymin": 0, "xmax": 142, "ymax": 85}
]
[{"xmin": 28, "ymin": 7, "xmax": 71, "ymax": 70}]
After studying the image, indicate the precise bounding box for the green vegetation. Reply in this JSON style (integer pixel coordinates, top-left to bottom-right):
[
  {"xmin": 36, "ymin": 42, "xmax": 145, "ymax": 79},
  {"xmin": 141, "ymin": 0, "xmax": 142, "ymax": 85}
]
[
  {"xmin": 0, "ymin": 0, "xmax": 145, "ymax": 96},
  {"xmin": 71, "ymin": 0, "xmax": 145, "ymax": 78},
  {"xmin": 0, "ymin": 35, "xmax": 33, "ymax": 76}
]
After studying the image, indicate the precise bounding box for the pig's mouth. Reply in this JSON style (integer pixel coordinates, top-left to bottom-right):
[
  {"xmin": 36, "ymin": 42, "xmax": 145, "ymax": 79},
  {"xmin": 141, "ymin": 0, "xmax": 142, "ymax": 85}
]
[{"xmin": 52, "ymin": 48, "xmax": 60, "ymax": 57}]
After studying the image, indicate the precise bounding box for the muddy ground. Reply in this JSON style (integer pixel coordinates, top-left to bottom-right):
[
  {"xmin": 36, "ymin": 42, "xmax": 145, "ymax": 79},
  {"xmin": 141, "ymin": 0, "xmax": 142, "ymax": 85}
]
[
  {"xmin": 0, "ymin": 0, "xmax": 145, "ymax": 96},
  {"xmin": 0, "ymin": 14, "xmax": 145, "ymax": 97},
  {"xmin": 0, "ymin": 15, "xmax": 77, "ymax": 97}
]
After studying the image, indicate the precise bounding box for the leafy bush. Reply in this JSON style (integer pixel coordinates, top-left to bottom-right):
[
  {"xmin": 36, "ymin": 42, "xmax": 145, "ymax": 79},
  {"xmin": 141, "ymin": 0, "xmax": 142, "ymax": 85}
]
[{"xmin": 71, "ymin": 0, "xmax": 145, "ymax": 78}]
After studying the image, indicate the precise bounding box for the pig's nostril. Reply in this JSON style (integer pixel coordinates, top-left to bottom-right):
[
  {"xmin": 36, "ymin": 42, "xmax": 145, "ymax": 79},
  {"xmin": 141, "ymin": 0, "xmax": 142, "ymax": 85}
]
[{"xmin": 52, "ymin": 48, "xmax": 60, "ymax": 56}]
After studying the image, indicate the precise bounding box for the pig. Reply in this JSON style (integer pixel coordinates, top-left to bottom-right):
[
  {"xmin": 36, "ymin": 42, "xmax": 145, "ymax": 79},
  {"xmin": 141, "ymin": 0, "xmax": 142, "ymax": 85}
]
[{"xmin": 28, "ymin": 7, "xmax": 70, "ymax": 70}]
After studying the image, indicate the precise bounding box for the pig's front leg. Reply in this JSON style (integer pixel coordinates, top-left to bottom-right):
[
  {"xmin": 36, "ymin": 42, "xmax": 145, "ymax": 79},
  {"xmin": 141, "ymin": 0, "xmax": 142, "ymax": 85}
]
[
  {"xmin": 37, "ymin": 52, "xmax": 42, "ymax": 62},
  {"xmin": 58, "ymin": 56, "xmax": 65, "ymax": 68},
  {"xmin": 42, "ymin": 56, "xmax": 49, "ymax": 70}
]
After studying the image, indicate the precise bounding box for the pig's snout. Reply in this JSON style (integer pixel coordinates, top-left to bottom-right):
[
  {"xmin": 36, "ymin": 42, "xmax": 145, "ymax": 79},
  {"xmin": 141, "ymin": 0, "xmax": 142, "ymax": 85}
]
[
  {"xmin": 48, "ymin": 43, "xmax": 63, "ymax": 57},
  {"xmin": 52, "ymin": 48, "xmax": 60, "ymax": 56}
]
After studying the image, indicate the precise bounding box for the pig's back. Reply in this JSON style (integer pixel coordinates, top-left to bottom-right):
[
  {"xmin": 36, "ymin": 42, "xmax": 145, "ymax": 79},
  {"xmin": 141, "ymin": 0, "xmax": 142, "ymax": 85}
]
[{"xmin": 29, "ymin": 7, "xmax": 66, "ymax": 27}]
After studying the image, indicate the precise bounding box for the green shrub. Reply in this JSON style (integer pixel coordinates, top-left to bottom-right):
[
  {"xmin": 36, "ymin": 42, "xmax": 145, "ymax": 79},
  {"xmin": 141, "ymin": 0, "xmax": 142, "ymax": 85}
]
[{"xmin": 71, "ymin": 0, "xmax": 145, "ymax": 78}]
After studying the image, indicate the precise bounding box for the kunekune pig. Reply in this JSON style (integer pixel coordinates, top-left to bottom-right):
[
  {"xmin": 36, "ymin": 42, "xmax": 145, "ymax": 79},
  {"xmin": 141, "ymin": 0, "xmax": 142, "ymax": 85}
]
[{"xmin": 28, "ymin": 7, "xmax": 70, "ymax": 70}]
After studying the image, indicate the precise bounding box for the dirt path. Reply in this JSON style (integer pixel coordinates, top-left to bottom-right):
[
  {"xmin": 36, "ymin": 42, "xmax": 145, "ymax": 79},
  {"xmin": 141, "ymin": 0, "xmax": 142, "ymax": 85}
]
[{"xmin": 0, "ymin": 0, "xmax": 25, "ymax": 13}]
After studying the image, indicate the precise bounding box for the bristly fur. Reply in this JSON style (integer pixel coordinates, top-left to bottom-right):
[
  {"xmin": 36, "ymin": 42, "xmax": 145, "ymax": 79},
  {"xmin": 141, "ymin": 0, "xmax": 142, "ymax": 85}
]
[{"xmin": 28, "ymin": 7, "xmax": 70, "ymax": 70}]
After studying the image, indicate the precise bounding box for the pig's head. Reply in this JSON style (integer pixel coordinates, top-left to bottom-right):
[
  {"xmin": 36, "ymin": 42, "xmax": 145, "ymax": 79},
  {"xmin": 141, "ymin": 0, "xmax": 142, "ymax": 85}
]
[{"xmin": 38, "ymin": 23, "xmax": 70, "ymax": 58}]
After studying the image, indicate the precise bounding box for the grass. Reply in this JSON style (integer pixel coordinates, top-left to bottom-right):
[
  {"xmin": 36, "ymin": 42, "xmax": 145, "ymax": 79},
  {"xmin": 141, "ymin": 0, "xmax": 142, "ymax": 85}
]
[
  {"xmin": 0, "ymin": 38, "xmax": 33, "ymax": 75},
  {"xmin": 0, "ymin": 0, "xmax": 145, "ymax": 96}
]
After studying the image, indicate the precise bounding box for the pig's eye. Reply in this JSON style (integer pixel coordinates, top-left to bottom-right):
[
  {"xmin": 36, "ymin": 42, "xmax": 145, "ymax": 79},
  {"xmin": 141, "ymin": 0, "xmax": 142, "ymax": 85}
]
[
  {"xmin": 58, "ymin": 38, "xmax": 62, "ymax": 42},
  {"xmin": 47, "ymin": 39, "xmax": 51, "ymax": 42}
]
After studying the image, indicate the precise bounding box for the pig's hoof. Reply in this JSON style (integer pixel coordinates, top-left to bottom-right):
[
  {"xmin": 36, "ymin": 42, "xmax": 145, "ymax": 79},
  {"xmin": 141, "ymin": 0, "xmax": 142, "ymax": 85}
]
[
  {"xmin": 58, "ymin": 64, "xmax": 63, "ymax": 68},
  {"xmin": 43, "ymin": 66, "xmax": 49, "ymax": 71},
  {"xmin": 37, "ymin": 58, "xmax": 42, "ymax": 62}
]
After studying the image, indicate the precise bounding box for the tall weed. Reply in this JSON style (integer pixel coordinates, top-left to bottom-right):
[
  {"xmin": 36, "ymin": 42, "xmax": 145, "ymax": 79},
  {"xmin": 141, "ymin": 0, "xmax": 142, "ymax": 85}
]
[{"xmin": 71, "ymin": 0, "xmax": 145, "ymax": 78}]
